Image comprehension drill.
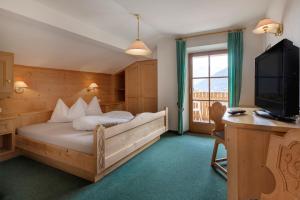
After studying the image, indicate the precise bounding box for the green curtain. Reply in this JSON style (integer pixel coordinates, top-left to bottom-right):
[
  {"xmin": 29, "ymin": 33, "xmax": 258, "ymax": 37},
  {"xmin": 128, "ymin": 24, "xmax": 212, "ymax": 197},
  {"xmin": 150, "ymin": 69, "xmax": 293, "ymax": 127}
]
[
  {"xmin": 176, "ymin": 40, "xmax": 186, "ymax": 135},
  {"xmin": 228, "ymin": 31, "xmax": 244, "ymax": 107}
]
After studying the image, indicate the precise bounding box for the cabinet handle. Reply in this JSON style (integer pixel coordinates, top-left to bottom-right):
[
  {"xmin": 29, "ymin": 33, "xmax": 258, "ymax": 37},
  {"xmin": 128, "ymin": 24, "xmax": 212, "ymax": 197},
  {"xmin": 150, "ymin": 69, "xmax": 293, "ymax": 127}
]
[{"xmin": 6, "ymin": 79, "xmax": 11, "ymax": 84}]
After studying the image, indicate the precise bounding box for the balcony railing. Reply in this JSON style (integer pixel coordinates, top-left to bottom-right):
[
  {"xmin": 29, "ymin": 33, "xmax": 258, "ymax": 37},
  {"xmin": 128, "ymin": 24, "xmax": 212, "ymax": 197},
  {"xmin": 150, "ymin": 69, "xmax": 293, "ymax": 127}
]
[{"xmin": 193, "ymin": 91, "xmax": 228, "ymax": 122}]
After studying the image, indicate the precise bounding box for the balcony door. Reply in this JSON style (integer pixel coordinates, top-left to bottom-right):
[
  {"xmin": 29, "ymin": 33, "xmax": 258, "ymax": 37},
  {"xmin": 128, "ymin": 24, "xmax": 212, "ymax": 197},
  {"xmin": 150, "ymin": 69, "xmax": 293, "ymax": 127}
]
[{"xmin": 189, "ymin": 50, "xmax": 228, "ymax": 134}]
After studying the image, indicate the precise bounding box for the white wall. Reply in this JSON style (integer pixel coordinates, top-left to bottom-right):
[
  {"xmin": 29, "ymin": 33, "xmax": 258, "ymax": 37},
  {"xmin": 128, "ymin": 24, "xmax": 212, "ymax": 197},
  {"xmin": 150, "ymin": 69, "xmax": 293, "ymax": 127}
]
[
  {"xmin": 239, "ymin": 26, "xmax": 265, "ymax": 106},
  {"xmin": 265, "ymin": 0, "xmax": 300, "ymax": 47},
  {"xmin": 157, "ymin": 37, "xmax": 178, "ymax": 131},
  {"xmin": 265, "ymin": 0, "xmax": 300, "ymax": 106},
  {"xmin": 157, "ymin": 23, "xmax": 264, "ymax": 131}
]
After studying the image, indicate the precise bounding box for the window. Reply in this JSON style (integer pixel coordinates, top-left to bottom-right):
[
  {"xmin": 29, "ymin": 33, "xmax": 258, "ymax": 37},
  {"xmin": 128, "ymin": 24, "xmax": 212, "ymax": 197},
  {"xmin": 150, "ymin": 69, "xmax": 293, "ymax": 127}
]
[{"xmin": 189, "ymin": 50, "xmax": 228, "ymax": 123}]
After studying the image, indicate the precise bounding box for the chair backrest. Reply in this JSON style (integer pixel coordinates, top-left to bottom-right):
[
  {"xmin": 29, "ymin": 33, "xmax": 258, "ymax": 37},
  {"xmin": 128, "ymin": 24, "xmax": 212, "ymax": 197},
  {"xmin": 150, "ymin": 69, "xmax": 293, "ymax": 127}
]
[
  {"xmin": 209, "ymin": 102, "xmax": 226, "ymax": 133},
  {"xmin": 261, "ymin": 130, "xmax": 300, "ymax": 200}
]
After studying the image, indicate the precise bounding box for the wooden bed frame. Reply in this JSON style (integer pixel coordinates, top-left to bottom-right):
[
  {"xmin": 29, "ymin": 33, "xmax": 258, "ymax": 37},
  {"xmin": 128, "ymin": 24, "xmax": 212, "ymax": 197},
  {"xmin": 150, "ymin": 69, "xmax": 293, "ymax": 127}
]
[{"xmin": 15, "ymin": 108, "xmax": 168, "ymax": 182}]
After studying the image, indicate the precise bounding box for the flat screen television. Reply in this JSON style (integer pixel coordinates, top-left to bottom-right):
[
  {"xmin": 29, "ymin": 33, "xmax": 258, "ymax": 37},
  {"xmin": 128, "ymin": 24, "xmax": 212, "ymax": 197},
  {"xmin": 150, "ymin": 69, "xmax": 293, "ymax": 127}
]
[{"xmin": 255, "ymin": 39, "xmax": 299, "ymax": 118}]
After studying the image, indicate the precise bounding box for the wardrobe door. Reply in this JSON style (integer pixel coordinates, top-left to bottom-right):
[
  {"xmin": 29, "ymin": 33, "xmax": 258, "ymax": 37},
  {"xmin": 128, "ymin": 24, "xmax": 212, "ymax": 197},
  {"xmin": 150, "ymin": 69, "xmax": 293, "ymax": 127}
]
[
  {"xmin": 125, "ymin": 63, "xmax": 140, "ymax": 114},
  {"xmin": 0, "ymin": 52, "xmax": 14, "ymax": 99},
  {"xmin": 139, "ymin": 60, "xmax": 157, "ymax": 113}
]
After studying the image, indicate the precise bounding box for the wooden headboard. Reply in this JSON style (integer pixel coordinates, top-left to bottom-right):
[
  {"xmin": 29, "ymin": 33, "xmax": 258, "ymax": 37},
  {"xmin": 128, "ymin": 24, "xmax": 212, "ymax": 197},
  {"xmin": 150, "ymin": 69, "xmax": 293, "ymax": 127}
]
[
  {"xmin": 0, "ymin": 65, "xmax": 115, "ymax": 115},
  {"xmin": 15, "ymin": 110, "xmax": 52, "ymax": 128}
]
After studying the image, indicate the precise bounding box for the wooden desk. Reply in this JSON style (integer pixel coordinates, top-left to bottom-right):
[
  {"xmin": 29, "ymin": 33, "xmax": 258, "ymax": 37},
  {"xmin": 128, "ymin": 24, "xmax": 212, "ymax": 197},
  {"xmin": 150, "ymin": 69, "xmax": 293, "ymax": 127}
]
[{"xmin": 223, "ymin": 108, "xmax": 300, "ymax": 200}]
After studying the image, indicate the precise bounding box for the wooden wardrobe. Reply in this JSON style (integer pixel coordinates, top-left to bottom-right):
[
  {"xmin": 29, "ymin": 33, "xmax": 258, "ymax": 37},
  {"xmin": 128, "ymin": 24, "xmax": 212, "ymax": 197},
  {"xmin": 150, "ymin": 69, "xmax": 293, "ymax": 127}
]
[
  {"xmin": 0, "ymin": 52, "xmax": 14, "ymax": 99},
  {"xmin": 125, "ymin": 60, "xmax": 157, "ymax": 115}
]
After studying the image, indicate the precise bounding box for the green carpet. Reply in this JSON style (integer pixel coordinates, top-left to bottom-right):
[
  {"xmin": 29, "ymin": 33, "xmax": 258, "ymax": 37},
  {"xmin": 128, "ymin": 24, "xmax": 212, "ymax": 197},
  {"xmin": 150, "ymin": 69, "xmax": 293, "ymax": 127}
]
[{"xmin": 0, "ymin": 132, "xmax": 226, "ymax": 200}]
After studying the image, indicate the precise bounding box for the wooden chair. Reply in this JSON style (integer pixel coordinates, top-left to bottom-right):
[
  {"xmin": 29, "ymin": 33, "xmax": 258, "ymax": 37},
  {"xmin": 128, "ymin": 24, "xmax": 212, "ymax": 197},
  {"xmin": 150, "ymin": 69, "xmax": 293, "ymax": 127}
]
[
  {"xmin": 261, "ymin": 130, "xmax": 300, "ymax": 200},
  {"xmin": 209, "ymin": 102, "xmax": 227, "ymax": 178}
]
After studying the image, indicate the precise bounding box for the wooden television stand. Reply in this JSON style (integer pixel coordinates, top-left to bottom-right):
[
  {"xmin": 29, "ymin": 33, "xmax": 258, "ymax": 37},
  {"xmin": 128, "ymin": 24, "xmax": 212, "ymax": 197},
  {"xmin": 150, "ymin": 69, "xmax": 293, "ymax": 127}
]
[{"xmin": 223, "ymin": 108, "xmax": 300, "ymax": 200}]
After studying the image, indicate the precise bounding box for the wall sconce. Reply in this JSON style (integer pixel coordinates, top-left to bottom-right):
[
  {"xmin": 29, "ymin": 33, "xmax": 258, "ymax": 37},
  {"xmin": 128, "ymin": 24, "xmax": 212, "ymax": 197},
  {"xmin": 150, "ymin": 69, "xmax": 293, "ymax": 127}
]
[
  {"xmin": 253, "ymin": 18, "xmax": 283, "ymax": 36},
  {"xmin": 14, "ymin": 81, "xmax": 28, "ymax": 94},
  {"xmin": 87, "ymin": 83, "xmax": 99, "ymax": 92}
]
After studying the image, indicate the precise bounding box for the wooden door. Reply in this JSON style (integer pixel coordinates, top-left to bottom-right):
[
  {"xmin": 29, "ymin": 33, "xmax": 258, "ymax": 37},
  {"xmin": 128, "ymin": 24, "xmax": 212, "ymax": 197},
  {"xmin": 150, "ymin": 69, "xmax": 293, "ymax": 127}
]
[
  {"xmin": 139, "ymin": 60, "xmax": 157, "ymax": 113},
  {"xmin": 125, "ymin": 63, "xmax": 139, "ymax": 114},
  {"xmin": 188, "ymin": 50, "xmax": 228, "ymax": 134},
  {"xmin": 0, "ymin": 52, "xmax": 14, "ymax": 99}
]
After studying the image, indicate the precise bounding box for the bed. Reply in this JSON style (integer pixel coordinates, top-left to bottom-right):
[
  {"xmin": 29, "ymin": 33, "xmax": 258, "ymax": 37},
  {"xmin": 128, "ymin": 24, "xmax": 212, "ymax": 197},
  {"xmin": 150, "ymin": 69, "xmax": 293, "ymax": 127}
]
[{"xmin": 14, "ymin": 108, "xmax": 168, "ymax": 182}]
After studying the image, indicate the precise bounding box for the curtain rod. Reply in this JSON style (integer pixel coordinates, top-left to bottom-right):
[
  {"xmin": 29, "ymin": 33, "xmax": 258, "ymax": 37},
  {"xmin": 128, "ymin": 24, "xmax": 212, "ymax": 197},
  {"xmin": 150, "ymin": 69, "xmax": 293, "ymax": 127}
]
[{"xmin": 176, "ymin": 28, "xmax": 246, "ymax": 40}]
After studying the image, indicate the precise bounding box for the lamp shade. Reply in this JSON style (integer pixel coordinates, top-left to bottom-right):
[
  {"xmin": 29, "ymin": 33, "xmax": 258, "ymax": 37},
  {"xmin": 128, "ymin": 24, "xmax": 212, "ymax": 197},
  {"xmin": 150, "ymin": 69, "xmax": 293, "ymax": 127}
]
[
  {"xmin": 253, "ymin": 18, "xmax": 281, "ymax": 35},
  {"xmin": 14, "ymin": 81, "xmax": 28, "ymax": 88},
  {"xmin": 89, "ymin": 83, "xmax": 98, "ymax": 89},
  {"xmin": 125, "ymin": 39, "xmax": 152, "ymax": 56}
]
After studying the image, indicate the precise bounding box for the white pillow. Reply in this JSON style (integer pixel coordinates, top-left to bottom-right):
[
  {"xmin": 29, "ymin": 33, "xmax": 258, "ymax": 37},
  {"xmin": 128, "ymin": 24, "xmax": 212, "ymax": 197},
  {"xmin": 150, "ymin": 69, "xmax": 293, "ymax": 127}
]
[
  {"xmin": 48, "ymin": 99, "xmax": 70, "ymax": 123},
  {"xmin": 49, "ymin": 98, "xmax": 87, "ymax": 123},
  {"xmin": 86, "ymin": 96, "xmax": 102, "ymax": 115},
  {"xmin": 102, "ymin": 111, "xmax": 134, "ymax": 120},
  {"xmin": 73, "ymin": 115, "xmax": 132, "ymax": 131},
  {"xmin": 68, "ymin": 98, "xmax": 87, "ymax": 120},
  {"xmin": 80, "ymin": 97, "xmax": 88, "ymax": 110}
]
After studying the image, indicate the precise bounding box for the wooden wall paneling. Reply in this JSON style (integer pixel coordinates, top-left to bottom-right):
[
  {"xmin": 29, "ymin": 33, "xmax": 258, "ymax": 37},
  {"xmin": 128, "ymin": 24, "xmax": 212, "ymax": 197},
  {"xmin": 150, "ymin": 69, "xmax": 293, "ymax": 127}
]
[
  {"xmin": 112, "ymin": 71, "xmax": 125, "ymax": 102},
  {"xmin": 0, "ymin": 52, "xmax": 14, "ymax": 99},
  {"xmin": 0, "ymin": 65, "xmax": 115, "ymax": 115},
  {"xmin": 100, "ymin": 102, "xmax": 125, "ymax": 113}
]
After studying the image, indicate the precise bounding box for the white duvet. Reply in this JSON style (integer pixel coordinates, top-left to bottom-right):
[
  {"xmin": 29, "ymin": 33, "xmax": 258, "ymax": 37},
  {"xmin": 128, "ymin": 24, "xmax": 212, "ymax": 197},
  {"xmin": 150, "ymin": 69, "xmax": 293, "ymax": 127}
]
[{"xmin": 72, "ymin": 111, "xmax": 134, "ymax": 131}]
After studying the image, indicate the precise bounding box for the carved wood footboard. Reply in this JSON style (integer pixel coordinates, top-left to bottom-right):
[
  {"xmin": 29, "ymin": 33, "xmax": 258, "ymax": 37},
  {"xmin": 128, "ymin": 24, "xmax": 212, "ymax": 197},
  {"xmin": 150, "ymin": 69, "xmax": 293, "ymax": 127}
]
[{"xmin": 93, "ymin": 107, "xmax": 168, "ymax": 182}]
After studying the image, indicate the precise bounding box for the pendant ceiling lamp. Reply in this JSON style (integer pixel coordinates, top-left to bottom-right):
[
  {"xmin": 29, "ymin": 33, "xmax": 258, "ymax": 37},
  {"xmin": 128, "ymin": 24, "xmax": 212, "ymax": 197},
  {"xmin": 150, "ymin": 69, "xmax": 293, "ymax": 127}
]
[{"xmin": 125, "ymin": 14, "xmax": 152, "ymax": 56}]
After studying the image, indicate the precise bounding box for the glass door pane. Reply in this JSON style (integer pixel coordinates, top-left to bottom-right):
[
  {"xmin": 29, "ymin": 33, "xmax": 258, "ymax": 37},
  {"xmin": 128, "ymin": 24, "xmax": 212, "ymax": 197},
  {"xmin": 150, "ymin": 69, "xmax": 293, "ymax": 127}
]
[
  {"xmin": 193, "ymin": 101, "xmax": 210, "ymax": 123},
  {"xmin": 193, "ymin": 56, "xmax": 209, "ymax": 77},
  {"xmin": 193, "ymin": 79, "xmax": 209, "ymax": 100},
  {"xmin": 210, "ymin": 78, "xmax": 228, "ymax": 101},
  {"xmin": 210, "ymin": 54, "xmax": 228, "ymax": 77}
]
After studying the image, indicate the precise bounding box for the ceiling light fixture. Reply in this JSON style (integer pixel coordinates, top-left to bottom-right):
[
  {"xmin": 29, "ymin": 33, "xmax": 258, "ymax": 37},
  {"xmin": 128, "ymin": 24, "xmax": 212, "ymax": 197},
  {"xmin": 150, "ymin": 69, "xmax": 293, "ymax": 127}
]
[
  {"xmin": 125, "ymin": 14, "xmax": 152, "ymax": 56},
  {"xmin": 253, "ymin": 18, "xmax": 283, "ymax": 36}
]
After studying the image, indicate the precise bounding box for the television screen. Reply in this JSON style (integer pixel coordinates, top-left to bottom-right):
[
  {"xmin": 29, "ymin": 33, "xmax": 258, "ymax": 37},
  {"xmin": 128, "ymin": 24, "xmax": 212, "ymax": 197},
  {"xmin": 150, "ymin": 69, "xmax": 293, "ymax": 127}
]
[
  {"xmin": 256, "ymin": 50, "xmax": 283, "ymax": 104},
  {"xmin": 255, "ymin": 39, "xmax": 299, "ymax": 117}
]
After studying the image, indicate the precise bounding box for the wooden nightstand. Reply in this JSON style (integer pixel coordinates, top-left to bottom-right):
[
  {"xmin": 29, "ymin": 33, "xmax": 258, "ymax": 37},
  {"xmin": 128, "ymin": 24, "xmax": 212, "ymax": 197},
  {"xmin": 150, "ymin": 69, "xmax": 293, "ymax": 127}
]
[{"xmin": 0, "ymin": 115, "xmax": 16, "ymax": 161}]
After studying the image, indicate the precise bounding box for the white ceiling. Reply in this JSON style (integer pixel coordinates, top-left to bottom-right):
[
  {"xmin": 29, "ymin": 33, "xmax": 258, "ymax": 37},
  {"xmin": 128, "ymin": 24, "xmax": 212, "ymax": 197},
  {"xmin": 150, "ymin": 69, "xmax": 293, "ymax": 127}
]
[
  {"xmin": 114, "ymin": 0, "xmax": 272, "ymax": 35},
  {"xmin": 0, "ymin": 0, "xmax": 272, "ymax": 74},
  {"xmin": 0, "ymin": 10, "xmax": 137, "ymax": 74},
  {"xmin": 35, "ymin": 0, "xmax": 162, "ymax": 45}
]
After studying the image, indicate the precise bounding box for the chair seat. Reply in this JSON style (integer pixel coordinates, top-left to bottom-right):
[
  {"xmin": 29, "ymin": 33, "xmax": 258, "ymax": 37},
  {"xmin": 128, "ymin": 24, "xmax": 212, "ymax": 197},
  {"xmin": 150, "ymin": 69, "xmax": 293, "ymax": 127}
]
[{"xmin": 213, "ymin": 131, "xmax": 225, "ymax": 140}]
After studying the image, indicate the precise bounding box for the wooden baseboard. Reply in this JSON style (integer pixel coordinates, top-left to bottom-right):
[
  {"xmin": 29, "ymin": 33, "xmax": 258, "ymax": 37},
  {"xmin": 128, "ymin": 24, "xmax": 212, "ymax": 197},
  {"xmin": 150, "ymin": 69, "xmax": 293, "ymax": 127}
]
[{"xmin": 0, "ymin": 150, "xmax": 20, "ymax": 162}]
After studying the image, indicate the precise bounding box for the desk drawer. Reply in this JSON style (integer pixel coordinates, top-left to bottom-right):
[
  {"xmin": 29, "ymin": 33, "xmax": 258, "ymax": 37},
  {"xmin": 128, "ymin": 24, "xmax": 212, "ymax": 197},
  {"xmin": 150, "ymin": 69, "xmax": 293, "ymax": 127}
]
[{"xmin": 0, "ymin": 120, "xmax": 14, "ymax": 134}]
